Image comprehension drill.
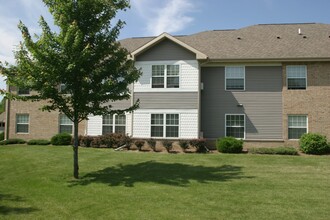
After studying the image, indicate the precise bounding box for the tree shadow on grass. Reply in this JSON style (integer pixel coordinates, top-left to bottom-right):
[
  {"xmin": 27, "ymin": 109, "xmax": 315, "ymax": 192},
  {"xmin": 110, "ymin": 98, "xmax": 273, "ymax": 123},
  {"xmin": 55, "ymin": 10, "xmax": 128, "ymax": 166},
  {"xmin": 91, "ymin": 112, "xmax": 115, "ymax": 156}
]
[
  {"xmin": 0, "ymin": 194, "xmax": 39, "ymax": 215},
  {"xmin": 69, "ymin": 161, "xmax": 252, "ymax": 187}
]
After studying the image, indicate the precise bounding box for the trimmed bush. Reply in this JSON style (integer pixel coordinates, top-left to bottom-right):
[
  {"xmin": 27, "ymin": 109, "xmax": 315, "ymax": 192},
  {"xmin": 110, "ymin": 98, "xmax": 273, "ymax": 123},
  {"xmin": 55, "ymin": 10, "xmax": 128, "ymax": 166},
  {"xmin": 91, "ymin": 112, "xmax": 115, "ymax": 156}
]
[
  {"xmin": 147, "ymin": 139, "xmax": 156, "ymax": 151},
  {"xmin": 190, "ymin": 139, "xmax": 208, "ymax": 153},
  {"xmin": 299, "ymin": 133, "xmax": 330, "ymax": 155},
  {"xmin": 162, "ymin": 140, "xmax": 173, "ymax": 152},
  {"xmin": 216, "ymin": 137, "xmax": 243, "ymax": 153},
  {"xmin": 80, "ymin": 136, "xmax": 94, "ymax": 148},
  {"xmin": 135, "ymin": 140, "xmax": 145, "ymax": 151},
  {"xmin": 99, "ymin": 133, "xmax": 131, "ymax": 148},
  {"xmin": 27, "ymin": 139, "xmax": 51, "ymax": 145},
  {"xmin": 51, "ymin": 133, "xmax": 72, "ymax": 146},
  {"xmin": 91, "ymin": 136, "xmax": 102, "ymax": 148},
  {"xmin": 0, "ymin": 138, "xmax": 26, "ymax": 145},
  {"xmin": 249, "ymin": 147, "xmax": 298, "ymax": 155},
  {"xmin": 0, "ymin": 132, "xmax": 4, "ymax": 141},
  {"xmin": 179, "ymin": 140, "xmax": 189, "ymax": 150}
]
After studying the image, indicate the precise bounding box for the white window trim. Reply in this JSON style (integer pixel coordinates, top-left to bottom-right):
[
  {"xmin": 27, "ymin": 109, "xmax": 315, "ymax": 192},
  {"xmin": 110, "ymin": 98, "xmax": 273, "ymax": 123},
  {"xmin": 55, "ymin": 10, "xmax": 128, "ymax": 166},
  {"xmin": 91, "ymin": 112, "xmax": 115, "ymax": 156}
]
[
  {"xmin": 151, "ymin": 64, "xmax": 180, "ymax": 89},
  {"xmin": 225, "ymin": 114, "xmax": 246, "ymax": 139},
  {"xmin": 225, "ymin": 66, "xmax": 245, "ymax": 91},
  {"xmin": 288, "ymin": 115, "xmax": 308, "ymax": 140},
  {"xmin": 102, "ymin": 114, "xmax": 126, "ymax": 135},
  {"xmin": 16, "ymin": 114, "xmax": 29, "ymax": 134},
  {"xmin": 150, "ymin": 113, "xmax": 180, "ymax": 139},
  {"xmin": 286, "ymin": 65, "xmax": 307, "ymax": 90},
  {"xmin": 59, "ymin": 114, "xmax": 73, "ymax": 134}
]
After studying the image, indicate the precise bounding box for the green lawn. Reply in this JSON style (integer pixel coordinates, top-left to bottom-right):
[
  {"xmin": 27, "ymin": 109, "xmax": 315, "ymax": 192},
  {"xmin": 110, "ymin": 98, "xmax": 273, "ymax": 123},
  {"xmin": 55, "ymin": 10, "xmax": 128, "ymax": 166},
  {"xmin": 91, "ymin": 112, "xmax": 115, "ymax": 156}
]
[{"xmin": 0, "ymin": 146, "xmax": 329, "ymax": 220}]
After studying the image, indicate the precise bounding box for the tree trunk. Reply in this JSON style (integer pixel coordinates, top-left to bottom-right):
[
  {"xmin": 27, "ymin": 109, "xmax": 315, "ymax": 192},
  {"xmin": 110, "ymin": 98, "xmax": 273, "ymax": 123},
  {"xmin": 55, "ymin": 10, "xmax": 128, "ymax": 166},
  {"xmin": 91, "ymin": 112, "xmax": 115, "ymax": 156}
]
[{"xmin": 73, "ymin": 119, "xmax": 79, "ymax": 179}]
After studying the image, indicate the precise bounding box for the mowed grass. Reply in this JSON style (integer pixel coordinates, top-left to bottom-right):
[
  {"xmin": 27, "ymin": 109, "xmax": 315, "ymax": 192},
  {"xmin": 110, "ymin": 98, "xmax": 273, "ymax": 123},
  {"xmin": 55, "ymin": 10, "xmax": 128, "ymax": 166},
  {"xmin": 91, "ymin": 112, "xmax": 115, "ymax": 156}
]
[{"xmin": 0, "ymin": 146, "xmax": 329, "ymax": 220}]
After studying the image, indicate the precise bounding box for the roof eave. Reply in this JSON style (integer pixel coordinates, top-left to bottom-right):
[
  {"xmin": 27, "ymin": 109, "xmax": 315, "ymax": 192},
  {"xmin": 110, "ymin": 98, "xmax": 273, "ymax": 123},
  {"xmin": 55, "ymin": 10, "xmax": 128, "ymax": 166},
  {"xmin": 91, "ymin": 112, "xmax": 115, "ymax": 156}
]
[
  {"xmin": 206, "ymin": 57, "xmax": 330, "ymax": 63},
  {"xmin": 131, "ymin": 32, "xmax": 208, "ymax": 60}
]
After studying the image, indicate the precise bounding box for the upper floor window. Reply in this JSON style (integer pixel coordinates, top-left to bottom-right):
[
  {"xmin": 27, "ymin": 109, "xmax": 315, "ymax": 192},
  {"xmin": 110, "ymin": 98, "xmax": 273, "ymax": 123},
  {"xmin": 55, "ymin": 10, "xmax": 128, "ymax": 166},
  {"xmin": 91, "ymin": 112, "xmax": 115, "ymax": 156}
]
[
  {"xmin": 16, "ymin": 114, "xmax": 29, "ymax": 133},
  {"xmin": 225, "ymin": 66, "xmax": 245, "ymax": 91},
  {"xmin": 152, "ymin": 65, "xmax": 179, "ymax": 88},
  {"xmin": 225, "ymin": 114, "xmax": 245, "ymax": 139},
  {"xmin": 288, "ymin": 115, "xmax": 307, "ymax": 139},
  {"xmin": 18, "ymin": 88, "xmax": 30, "ymax": 95},
  {"xmin": 59, "ymin": 114, "xmax": 73, "ymax": 134},
  {"xmin": 286, "ymin": 65, "xmax": 307, "ymax": 90},
  {"xmin": 102, "ymin": 114, "xmax": 126, "ymax": 135}
]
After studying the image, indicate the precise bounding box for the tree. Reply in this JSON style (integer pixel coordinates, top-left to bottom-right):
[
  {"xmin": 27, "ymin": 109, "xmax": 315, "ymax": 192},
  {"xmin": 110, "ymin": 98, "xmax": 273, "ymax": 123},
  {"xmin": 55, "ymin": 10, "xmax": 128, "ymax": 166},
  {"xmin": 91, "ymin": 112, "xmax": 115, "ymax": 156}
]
[{"xmin": 0, "ymin": 0, "xmax": 141, "ymax": 179}]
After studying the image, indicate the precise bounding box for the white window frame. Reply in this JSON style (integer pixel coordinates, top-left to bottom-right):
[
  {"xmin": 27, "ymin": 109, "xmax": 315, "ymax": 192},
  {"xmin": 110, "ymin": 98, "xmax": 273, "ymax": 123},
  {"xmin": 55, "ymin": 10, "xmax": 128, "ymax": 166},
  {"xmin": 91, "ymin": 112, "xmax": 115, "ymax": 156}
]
[
  {"xmin": 59, "ymin": 114, "xmax": 73, "ymax": 134},
  {"xmin": 16, "ymin": 114, "xmax": 29, "ymax": 134},
  {"xmin": 102, "ymin": 114, "xmax": 126, "ymax": 135},
  {"xmin": 151, "ymin": 64, "xmax": 180, "ymax": 89},
  {"xmin": 150, "ymin": 113, "xmax": 180, "ymax": 138},
  {"xmin": 286, "ymin": 65, "xmax": 307, "ymax": 90},
  {"xmin": 225, "ymin": 114, "xmax": 245, "ymax": 139},
  {"xmin": 288, "ymin": 115, "xmax": 308, "ymax": 140},
  {"xmin": 225, "ymin": 66, "xmax": 245, "ymax": 91}
]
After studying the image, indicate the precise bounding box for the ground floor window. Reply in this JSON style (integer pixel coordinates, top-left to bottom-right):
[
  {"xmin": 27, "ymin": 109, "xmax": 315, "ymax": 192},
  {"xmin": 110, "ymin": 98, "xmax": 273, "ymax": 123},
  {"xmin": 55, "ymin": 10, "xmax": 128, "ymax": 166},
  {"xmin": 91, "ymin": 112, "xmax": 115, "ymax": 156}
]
[
  {"xmin": 225, "ymin": 114, "xmax": 245, "ymax": 139},
  {"xmin": 151, "ymin": 114, "xmax": 179, "ymax": 138},
  {"xmin": 16, "ymin": 114, "xmax": 29, "ymax": 133},
  {"xmin": 288, "ymin": 115, "xmax": 307, "ymax": 139},
  {"xmin": 102, "ymin": 114, "xmax": 126, "ymax": 135},
  {"xmin": 59, "ymin": 114, "xmax": 73, "ymax": 134}
]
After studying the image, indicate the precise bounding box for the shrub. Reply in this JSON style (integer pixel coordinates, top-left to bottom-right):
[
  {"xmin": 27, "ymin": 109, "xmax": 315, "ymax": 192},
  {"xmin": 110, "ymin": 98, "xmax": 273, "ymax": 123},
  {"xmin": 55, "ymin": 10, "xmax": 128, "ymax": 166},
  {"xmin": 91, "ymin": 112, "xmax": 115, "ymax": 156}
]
[
  {"xmin": 135, "ymin": 140, "xmax": 145, "ymax": 151},
  {"xmin": 249, "ymin": 147, "xmax": 298, "ymax": 155},
  {"xmin": 147, "ymin": 139, "xmax": 156, "ymax": 151},
  {"xmin": 216, "ymin": 137, "xmax": 243, "ymax": 153},
  {"xmin": 91, "ymin": 136, "xmax": 102, "ymax": 148},
  {"xmin": 111, "ymin": 133, "xmax": 131, "ymax": 148},
  {"xmin": 27, "ymin": 139, "xmax": 51, "ymax": 145},
  {"xmin": 51, "ymin": 133, "xmax": 72, "ymax": 146},
  {"xmin": 190, "ymin": 139, "xmax": 208, "ymax": 153},
  {"xmin": 0, "ymin": 132, "xmax": 4, "ymax": 141},
  {"xmin": 80, "ymin": 136, "xmax": 94, "ymax": 148},
  {"xmin": 179, "ymin": 140, "xmax": 189, "ymax": 150},
  {"xmin": 100, "ymin": 133, "xmax": 114, "ymax": 148},
  {"xmin": 0, "ymin": 138, "xmax": 26, "ymax": 145},
  {"xmin": 299, "ymin": 133, "xmax": 330, "ymax": 155},
  {"xmin": 162, "ymin": 140, "xmax": 173, "ymax": 152}
]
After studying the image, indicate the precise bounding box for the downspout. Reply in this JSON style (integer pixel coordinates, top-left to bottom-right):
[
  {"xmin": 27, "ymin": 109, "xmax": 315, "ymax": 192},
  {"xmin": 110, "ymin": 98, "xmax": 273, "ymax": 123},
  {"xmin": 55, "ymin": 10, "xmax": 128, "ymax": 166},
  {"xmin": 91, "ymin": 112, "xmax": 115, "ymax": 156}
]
[
  {"xmin": 5, "ymin": 84, "xmax": 10, "ymax": 140},
  {"xmin": 198, "ymin": 58, "xmax": 210, "ymax": 139}
]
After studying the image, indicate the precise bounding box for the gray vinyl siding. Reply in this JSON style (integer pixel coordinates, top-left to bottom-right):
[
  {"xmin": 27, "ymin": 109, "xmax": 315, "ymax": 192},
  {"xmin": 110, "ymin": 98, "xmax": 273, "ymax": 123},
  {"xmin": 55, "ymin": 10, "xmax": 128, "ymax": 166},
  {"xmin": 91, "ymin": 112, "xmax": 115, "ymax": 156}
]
[
  {"xmin": 106, "ymin": 99, "xmax": 131, "ymax": 110},
  {"xmin": 134, "ymin": 92, "xmax": 198, "ymax": 109},
  {"xmin": 201, "ymin": 66, "xmax": 283, "ymax": 139},
  {"xmin": 136, "ymin": 39, "xmax": 196, "ymax": 61}
]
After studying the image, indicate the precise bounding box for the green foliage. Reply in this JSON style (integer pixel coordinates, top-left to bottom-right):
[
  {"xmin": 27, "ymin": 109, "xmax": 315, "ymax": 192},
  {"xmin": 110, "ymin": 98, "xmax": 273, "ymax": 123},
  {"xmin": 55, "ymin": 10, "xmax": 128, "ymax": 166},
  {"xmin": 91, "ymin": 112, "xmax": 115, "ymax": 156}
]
[
  {"xmin": 0, "ymin": 98, "xmax": 5, "ymax": 114},
  {"xmin": 0, "ymin": 132, "xmax": 4, "ymax": 141},
  {"xmin": 299, "ymin": 133, "xmax": 330, "ymax": 155},
  {"xmin": 162, "ymin": 140, "xmax": 173, "ymax": 152},
  {"xmin": 51, "ymin": 133, "xmax": 72, "ymax": 146},
  {"xmin": 135, "ymin": 140, "xmax": 145, "ymax": 151},
  {"xmin": 0, "ymin": 0, "xmax": 141, "ymax": 178},
  {"xmin": 179, "ymin": 140, "xmax": 189, "ymax": 150},
  {"xmin": 249, "ymin": 147, "xmax": 298, "ymax": 155},
  {"xmin": 27, "ymin": 139, "xmax": 51, "ymax": 145},
  {"xmin": 190, "ymin": 139, "xmax": 208, "ymax": 153},
  {"xmin": 0, "ymin": 138, "xmax": 26, "ymax": 145},
  {"xmin": 216, "ymin": 137, "xmax": 243, "ymax": 153},
  {"xmin": 147, "ymin": 139, "xmax": 156, "ymax": 151}
]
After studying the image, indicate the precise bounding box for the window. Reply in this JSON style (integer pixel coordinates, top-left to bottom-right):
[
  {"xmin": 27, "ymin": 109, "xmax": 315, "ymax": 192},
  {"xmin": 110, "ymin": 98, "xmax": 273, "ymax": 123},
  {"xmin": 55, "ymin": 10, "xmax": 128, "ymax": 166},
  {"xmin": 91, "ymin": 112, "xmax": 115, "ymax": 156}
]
[
  {"xmin": 18, "ymin": 88, "xmax": 30, "ymax": 95},
  {"xmin": 288, "ymin": 115, "xmax": 307, "ymax": 139},
  {"xmin": 151, "ymin": 65, "xmax": 179, "ymax": 88},
  {"xmin": 151, "ymin": 114, "xmax": 179, "ymax": 138},
  {"xmin": 59, "ymin": 83, "xmax": 67, "ymax": 93},
  {"xmin": 225, "ymin": 114, "xmax": 245, "ymax": 139},
  {"xmin": 287, "ymin": 65, "xmax": 307, "ymax": 90},
  {"xmin": 59, "ymin": 114, "xmax": 73, "ymax": 134},
  {"xmin": 16, "ymin": 114, "xmax": 29, "ymax": 133},
  {"xmin": 225, "ymin": 66, "xmax": 245, "ymax": 90},
  {"xmin": 102, "ymin": 114, "xmax": 126, "ymax": 135}
]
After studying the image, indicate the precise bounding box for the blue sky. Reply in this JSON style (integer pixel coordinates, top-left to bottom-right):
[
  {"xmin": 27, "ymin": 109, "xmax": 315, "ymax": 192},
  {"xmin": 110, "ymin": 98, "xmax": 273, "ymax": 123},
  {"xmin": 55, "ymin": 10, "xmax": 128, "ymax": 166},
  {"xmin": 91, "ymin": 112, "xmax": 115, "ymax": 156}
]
[{"xmin": 1, "ymin": 0, "xmax": 330, "ymax": 94}]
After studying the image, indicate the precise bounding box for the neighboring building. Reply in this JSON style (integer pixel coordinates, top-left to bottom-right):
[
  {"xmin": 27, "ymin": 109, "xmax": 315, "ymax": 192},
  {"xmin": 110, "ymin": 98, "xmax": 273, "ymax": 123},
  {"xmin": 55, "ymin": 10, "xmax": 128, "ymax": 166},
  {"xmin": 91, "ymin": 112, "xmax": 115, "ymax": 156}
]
[{"xmin": 5, "ymin": 23, "xmax": 330, "ymax": 146}]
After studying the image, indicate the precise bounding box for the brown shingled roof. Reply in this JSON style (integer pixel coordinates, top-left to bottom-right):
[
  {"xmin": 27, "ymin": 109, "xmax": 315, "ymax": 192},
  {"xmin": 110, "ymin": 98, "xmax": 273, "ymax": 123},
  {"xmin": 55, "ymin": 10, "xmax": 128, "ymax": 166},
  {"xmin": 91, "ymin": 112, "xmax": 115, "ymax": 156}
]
[{"xmin": 120, "ymin": 23, "xmax": 330, "ymax": 60}]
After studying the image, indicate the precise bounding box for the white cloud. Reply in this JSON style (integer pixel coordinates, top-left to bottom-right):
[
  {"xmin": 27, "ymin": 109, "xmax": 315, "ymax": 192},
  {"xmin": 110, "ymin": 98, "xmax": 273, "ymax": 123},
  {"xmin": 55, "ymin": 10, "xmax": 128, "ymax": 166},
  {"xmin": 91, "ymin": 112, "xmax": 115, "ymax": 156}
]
[{"xmin": 131, "ymin": 0, "xmax": 195, "ymax": 36}]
